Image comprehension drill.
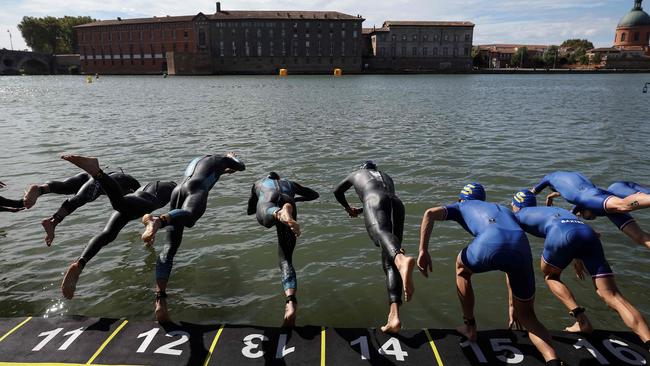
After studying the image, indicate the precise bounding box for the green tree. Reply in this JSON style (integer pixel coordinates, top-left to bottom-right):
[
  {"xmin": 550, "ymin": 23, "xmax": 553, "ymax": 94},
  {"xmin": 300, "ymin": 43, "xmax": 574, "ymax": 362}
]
[
  {"xmin": 560, "ymin": 39, "xmax": 594, "ymax": 51},
  {"xmin": 542, "ymin": 46, "xmax": 559, "ymax": 68},
  {"xmin": 18, "ymin": 16, "xmax": 95, "ymax": 54},
  {"xmin": 511, "ymin": 47, "xmax": 528, "ymax": 68},
  {"xmin": 593, "ymin": 53, "xmax": 603, "ymax": 64}
]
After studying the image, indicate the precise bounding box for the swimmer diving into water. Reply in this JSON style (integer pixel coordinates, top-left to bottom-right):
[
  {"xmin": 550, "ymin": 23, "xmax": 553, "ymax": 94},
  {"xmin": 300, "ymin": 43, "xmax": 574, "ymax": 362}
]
[
  {"xmin": 333, "ymin": 161, "xmax": 415, "ymax": 334},
  {"xmin": 140, "ymin": 152, "xmax": 245, "ymax": 323},
  {"xmin": 58, "ymin": 155, "xmax": 176, "ymax": 300},
  {"xmin": 417, "ymin": 183, "xmax": 562, "ymax": 366},
  {"xmin": 531, "ymin": 171, "xmax": 650, "ymax": 249},
  {"xmin": 23, "ymin": 169, "xmax": 140, "ymax": 246},
  {"xmin": 511, "ymin": 189, "xmax": 650, "ymax": 350},
  {"xmin": 247, "ymin": 172, "xmax": 319, "ymax": 327}
]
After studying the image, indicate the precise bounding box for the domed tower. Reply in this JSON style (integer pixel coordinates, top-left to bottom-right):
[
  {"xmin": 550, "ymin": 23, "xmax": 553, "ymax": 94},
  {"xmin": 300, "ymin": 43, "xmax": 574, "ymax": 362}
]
[{"xmin": 614, "ymin": 0, "xmax": 650, "ymax": 51}]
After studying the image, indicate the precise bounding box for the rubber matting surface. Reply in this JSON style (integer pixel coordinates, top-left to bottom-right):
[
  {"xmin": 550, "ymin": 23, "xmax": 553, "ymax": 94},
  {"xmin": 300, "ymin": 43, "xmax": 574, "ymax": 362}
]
[{"xmin": 0, "ymin": 316, "xmax": 648, "ymax": 365}]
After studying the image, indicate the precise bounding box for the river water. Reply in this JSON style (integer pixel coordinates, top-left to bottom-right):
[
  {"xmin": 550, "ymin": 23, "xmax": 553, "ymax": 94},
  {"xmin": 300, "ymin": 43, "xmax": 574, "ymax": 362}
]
[{"xmin": 0, "ymin": 74, "xmax": 648, "ymax": 332}]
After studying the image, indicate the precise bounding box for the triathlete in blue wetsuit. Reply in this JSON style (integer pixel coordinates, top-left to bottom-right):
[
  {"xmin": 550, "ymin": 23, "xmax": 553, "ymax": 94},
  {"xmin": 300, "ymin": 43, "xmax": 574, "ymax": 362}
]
[
  {"xmin": 531, "ymin": 171, "xmax": 650, "ymax": 249},
  {"xmin": 418, "ymin": 183, "xmax": 561, "ymax": 366},
  {"xmin": 140, "ymin": 152, "xmax": 245, "ymax": 323},
  {"xmin": 23, "ymin": 169, "xmax": 141, "ymax": 246},
  {"xmin": 58, "ymin": 155, "xmax": 176, "ymax": 300},
  {"xmin": 334, "ymin": 161, "xmax": 416, "ymax": 334},
  {"xmin": 247, "ymin": 172, "xmax": 319, "ymax": 327},
  {"xmin": 512, "ymin": 190, "xmax": 650, "ymax": 349},
  {"xmin": 0, "ymin": 181, "xmax": 25, "ymax": 213}
]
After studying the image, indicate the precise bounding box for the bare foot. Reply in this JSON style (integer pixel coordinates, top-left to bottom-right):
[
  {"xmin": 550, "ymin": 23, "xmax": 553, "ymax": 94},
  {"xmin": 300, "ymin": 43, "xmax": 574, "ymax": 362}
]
[
  {"xmin": 23, "ymin": 185, "xmax": 40, "ymax": 209},
  {"xmin": 282, "ymin": 301, "xmax": 297, "ymax": 328},
  {"xmin": 380, "ymin": 312, "xmax": 401, "ymax": 334},
  {"xmin": 155, "ymin": 298, "xmax": 172, "ymax": 323},
  {"xmin": 42, "ymin": 218, "xmax": 56, "ymax": 247},
  {"xmin": 396, "ymin": 255, "xmax": 415, "ymax": 302},
  {"xmin": 564, "ymin": 318, "xmax": 593, "ymax": 334},
  {"xmin": 141, "ymin": 214, "xmax": 161, "ymax": 247},
  {"xmin": 61, "ymin": 261, "xmax": 82, "ymax": 299},
  {"xmin": 61, "ymin": 155, "xmax": 101, "ymax": 176},
  {"xmin": 456, "ymin": 323, "xmax": 478, "ymax": 342},
  {"xmin": 276, "ymin": 204, "xmax": 301, "ymax": 237}
]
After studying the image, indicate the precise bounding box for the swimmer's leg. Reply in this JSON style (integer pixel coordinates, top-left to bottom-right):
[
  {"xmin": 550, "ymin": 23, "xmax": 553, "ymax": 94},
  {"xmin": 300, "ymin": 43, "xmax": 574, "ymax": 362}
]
[
  {"xmin": 455, "ymin": 252, "xmax": 477, "ymax": 342},
  {"xmin": 277, "ymin": 224, "xmax": 298, "ymax": 327},
  {"xmin": 275, "ymin": 202, "xmax": 300, "ymax": 237},
  {"xmin": 390, "ymin": 197, "xmax": 414, "ymax": 302},
  {"xmin": 510, "ymin": 294, "xmax": 558, "ymax": 362},
  {"xmin": 594, "ymin": 276, "xmax": 650, "ymax": 345},
  {"xmin": 42, "ymin": 179, "xmax": 101, "ymax": 246},
  {"xmin": 142, "ymin": 189, "xmax": 203, "ymax": 246},
  {"xmin": 24, "ymin": 172, "xmax": 90, "ymax": 208},
  {"xmin": 606, "ymin": 194, "xmax": 650, "ymax": 213},
  {"xmin": 380, "ymin": 250, "xmax": 403, "ymax": 334},
  {"xmin": 62, "ymin": 211, "xmax": 129, "ymax": 299},
  {"xmin": 154, "ymin": 224, "xmax": 183, "ymax": 323},
  {"xmin": 541, "ymin": 257, "xmax": 593, "ymax": 333}
]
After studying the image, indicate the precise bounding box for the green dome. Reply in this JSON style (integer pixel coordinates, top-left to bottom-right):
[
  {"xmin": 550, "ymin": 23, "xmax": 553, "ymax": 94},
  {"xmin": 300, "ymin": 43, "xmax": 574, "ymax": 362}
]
[{"xmin": 618, "ymin": 1, "xmax": 650, "ymax": 27}]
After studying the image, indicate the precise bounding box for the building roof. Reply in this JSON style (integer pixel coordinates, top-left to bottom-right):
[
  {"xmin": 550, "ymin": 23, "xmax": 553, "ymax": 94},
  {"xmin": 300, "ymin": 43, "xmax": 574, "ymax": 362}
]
[
  {"xmin": 618, "ymin": 0, "xmax": 650, "ymax": 27},
  {"xmin": 383, "ymin": 21, "xmax": 474, "ymax": 27},
  {"xmin": 477, "ymin": 44, "xmax": 550, "ymax": 53},
  {"xmin": 589, "ymin": 47, "xmax": 621, "ymax": 52},
  {"xmin": 76, "ymin": 10, "xmax": 362, "ymax": 28}
]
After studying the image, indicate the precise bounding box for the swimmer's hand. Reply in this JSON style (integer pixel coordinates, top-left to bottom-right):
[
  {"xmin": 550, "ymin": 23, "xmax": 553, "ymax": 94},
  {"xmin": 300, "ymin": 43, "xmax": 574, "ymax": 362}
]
[
  {"xmin": 508, "ymin": 306, "xmax": 523, "ymax": 330},
  {"xmin": 573, "ymin": 259, "xmax": 586, "ymax": 281},
  {"xmin": 545, "ymin": 192, "xmax": 561, "ymax": 206},
  {"xmin": 346, "ymin": 207, "xmax": 362, "ymax": 218},
  {"xmin": 417, "ymin": 250, "xmax": 432, "ymax": 278},
  {"xmin": 0, "ymin": 181, "xmax": 6, "ymax": 188}
]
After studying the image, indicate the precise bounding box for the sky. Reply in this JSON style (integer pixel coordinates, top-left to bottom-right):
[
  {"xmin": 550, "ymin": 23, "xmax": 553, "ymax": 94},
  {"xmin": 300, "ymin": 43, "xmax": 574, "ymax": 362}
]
[{"xmin": 0, "ymin": 0, "xmax": 640, "ymax": 51}]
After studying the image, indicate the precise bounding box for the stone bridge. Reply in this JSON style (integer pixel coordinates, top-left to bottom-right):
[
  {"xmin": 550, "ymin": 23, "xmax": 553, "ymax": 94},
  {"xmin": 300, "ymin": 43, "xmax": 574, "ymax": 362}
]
[{"xmin": 0, "ymin": 49, "xmax": 54, "ymax": 75}]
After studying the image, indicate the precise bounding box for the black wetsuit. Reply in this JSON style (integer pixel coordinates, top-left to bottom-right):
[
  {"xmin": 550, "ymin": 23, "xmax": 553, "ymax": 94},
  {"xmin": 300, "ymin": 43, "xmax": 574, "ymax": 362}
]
[
  {"xmin": 0, "ymin": 196, "xmax": 24, "ymax": 212},
  {"xmin": 333, "ymin": 168, "xmax": 405, "ymax": 304},
  {"xmin": 156, "ymin": 155, "xmax": 246, "ymax": 281},
  {"xmin": 43, "ymin": 172, "xmax": 141, "ymax": 222},
  {"xmin": 78, "ymin": 171, "xmax": 176, "ymax": 266},
  {"xmin": 246, "ymin": 174, "xmax": 319, "ymax": 290}
]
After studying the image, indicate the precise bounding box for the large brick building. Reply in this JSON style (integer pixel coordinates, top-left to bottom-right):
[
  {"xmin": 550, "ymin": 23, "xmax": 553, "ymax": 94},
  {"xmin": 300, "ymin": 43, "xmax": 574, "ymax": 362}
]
[
  {"xmin": 363, "ymin": 21, "xmax": 475, "ymax": 71},
  {"xmin": 75, "ymin": 3, "xmax": 363, "ymax": 75}
]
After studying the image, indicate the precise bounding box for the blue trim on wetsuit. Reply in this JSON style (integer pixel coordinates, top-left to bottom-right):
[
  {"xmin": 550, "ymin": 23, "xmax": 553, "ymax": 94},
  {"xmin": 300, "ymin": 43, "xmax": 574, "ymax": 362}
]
[
  {"xmin": 515, "ymin": 206, "xmax": 613, "ymax": 278},
  {"xmin": 446, "ymin": 200, "xmax": 535, "ymax": 301}
]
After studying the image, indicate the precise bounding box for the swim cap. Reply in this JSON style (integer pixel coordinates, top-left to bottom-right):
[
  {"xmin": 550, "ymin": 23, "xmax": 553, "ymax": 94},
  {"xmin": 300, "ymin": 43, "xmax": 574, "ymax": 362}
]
[
  {"xmin": 360, "ymin": 160, "xmax": 377, "ymax": 170},
  {"xmin": 459, "ymin": 183, "xmax": 486, "ymax": 201},
  {"xmin": 268, "ymin": 172, "xmax": 280, "ymax": 180},
  {"xmin": 512, "ymin": 189, "xmax": 536, "ymax": 208}
]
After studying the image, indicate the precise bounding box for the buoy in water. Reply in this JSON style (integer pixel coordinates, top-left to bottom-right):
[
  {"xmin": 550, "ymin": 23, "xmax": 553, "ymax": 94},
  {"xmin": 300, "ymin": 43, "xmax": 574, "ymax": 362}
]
[
  {"xmin": 643, "ymin": 82, "xmax": 648, "ymax": 93},
  {"xmin": 95, "ymin": 73, "xmax": 99, "ymax": 79},
  {"xmin": 163, "ymin": 72, "xmax": 168, "ymax": 78},
  {"xmin": 279, "ymin": 68, "xmax": 288, "ymax": 77},
  {"xmin": 86, "ymin": 75, "xmax": 93, "ymax": 84},
  {"xmin": 333, "ymin": 68, "xmax": 342, "ymax": 77}
]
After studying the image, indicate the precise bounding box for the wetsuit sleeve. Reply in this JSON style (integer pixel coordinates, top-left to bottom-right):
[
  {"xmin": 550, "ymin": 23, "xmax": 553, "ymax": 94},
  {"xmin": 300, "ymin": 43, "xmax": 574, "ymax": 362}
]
[
  {"xmin": 443, "ymin": 203, "xmax": 462, "ymax": 223},
  {"xmin": 532, "ymin": 175, "xmax": 550, "ymax": 194},
  {"xmin": 224, "ymin": 156, "xmax": 246, "ymax": 172},
  {"xmin": 292, "ymin": 182, "xmax": 319, "ymax": 202},
  {"xmin": 333, "ymin": 174, "xmax": 354, "ymax": 210},
  {"xmin": 247, "ymin": 184, "xmax": 258, "ymax": 215}
]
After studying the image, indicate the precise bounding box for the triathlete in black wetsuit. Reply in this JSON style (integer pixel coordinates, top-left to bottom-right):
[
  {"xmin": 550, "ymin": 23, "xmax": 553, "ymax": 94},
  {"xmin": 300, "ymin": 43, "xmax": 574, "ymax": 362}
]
[
  {"xmin": 333, "ymin": 161, "xmax": 415, "ymax": 334},
  {"xmin": 247, "ymin": 172, "xmax": 319, "ymax": 327},
  {"xmin": 59, "ymin": 155, "xmax": 176, "ymax": 300},
  {"xmin": 141, "ymin": 152, "xmax": 245, "ymax": 323},
  {"xmin": 0, "ymin": 181, "xmax": 25, "ymax": 213},
  {"xmin": 23, "ymin": 170, "xmax": 140, "ymax": 246}
]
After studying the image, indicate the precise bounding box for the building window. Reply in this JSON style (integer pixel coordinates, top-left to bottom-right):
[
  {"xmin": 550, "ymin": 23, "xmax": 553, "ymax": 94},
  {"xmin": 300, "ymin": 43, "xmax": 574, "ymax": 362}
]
[
  {"xmin": 401, "ymin": 34, "xmax": 407, "ymax": 41},
  {"xmin": 423, "ymin": 47, "xmax": 428, "ymax": 56},
  {"xmin": 443, "ymin": 47, "xmax": 448, "ymax": 56},
  {"xmin": 184, "ymin": 43, "xmax": 188, "ymax": 51},
  {"xmin": 464, "ymin": 47, "xmax": 470, "ymax": 56},
  {"xmin": 401, "ymin": 47, "xmax": 406, "ymax": 56},
  {"xmin": 621, "ymin": 32, "xmax": 626, "ymax": 42},
  {"xmin": 412, "ymin": 34, "xmax": 417, "ymax": 41},
  {"xmin": 257, "ymin": 29, "xmax": 262, "ymax": 38},
  {"xmin": 257, "ymin": 42, "xmax": 262, "ymax": 56},
  {"xmin": 150, "ymin": 31, "xmax": 154, "ymax": 41},
  {"xmin": 161, "ymin": 30, "xmax": 165, "ymax": 40},
  {"xmin": 412, "ymin": 47, "xmax": 417, "ymax": 56},
  {"xmin": 380, "ymin": 47, "xmax": 385, "ymax": 56},
  {"xmin": 380, "ymin": 34, "xmax": 386, "ymax": 42},
  {"xmin": 341, "ymin": 30, "xmax": 346, "ymax": 38},
  {"xmin": 183, "ymin": 30, "xmax": 189, "ymax": 39},
  {"xmin": 245, "ymin": 41, "xmax": 250, "ymax": 56},
  {"xmin": 444, "ymin": 34, "xmax": 449, "ymax": 41},
  {"xmin": 465, "ymin": 34, "xmax": 471, "ymax": 42},
  {"xmin": 129, "ymin": 31, "xmax": 133, "ymax": 41},
  {"xmin": 108, "ymin": 32, "xmax": 112, "ymax": 42},
  {"xmin": 341, "ymin": 41, "xmax": 345, "ymax": 56},
  {"xmin": 269, "ymin": 29, "xmax": 274, "ymax": 37},
  {"xmin": 432, "ymin": 47, "xmax": 438, "ymax": 56},
  {"xmin": 292, "ymin": 40, "xmax": 298, "ymax": 56},
  {"xmin": 198, "ymin": 29, "xmax": 206, "ymax": 48},
  {"xmin": 634, "ymin": 32, "xmax": 640, "ymax": 41},
  {"xmin": 454, "ymin": 34, "xmax": 459, "ymax": 42},
  {"xmin": 305, "ymin": 40, "xmax": 310, "ymax": 56},
  {"xmin": 139, "ymin": 31, "xmax": 143, "ymax": 41},
  {"xmin": 269, "ymin": 41, "xmax": 274, "ymax": 56},
  {"xmin": 391, "ymin": 34, "xmax": 396, "ymax": 41},
  {"xmin": 423, "ymin": 35, "xmax": 428, "ymax": 41},
  {"xmin": 391, "ymin": 46, "xmax": 396, "ymax": 56},
  {"xmin": 282, "ymin": 40, "xmax": 286, "ymax": 56},
  {"xmin": 353, "ymin": 30, "xmax": 357, "ymax": 38},
  {"xmin": 434, "ymin": 34, "xmax": 439, "ymax": 41},
  {"xmin": 330, "ymin": 43, "xmax": 333, "ymax": 56},
  {"xmin": 232, "ymin": 41, "xmax": 237, "ymax": 56},
  {"xmin": 453, "ymin": 48, "xmax": 458, "ymax": 56}
]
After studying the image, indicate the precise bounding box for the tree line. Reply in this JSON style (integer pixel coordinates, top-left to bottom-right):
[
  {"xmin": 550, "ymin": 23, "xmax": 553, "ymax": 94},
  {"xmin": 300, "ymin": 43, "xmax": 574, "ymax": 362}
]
[
  {"xmin": 17, "ymin": 16, "xmax": 95, "ymax": 54},
  {"xmin": 473, "ymin": 39, "xmax": 597, "ymax": 69}
]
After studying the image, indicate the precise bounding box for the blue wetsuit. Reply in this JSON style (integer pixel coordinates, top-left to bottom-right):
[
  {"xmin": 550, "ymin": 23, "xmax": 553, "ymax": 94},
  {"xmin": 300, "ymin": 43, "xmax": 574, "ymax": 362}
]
[
  {"xmin": 607, "ymin": 181, "xmax": 650, "ymax": 198},
  {"xmin": 247, "ymin": 174, "xmax": 319, "ymax": 291},
  {"xmin": 515, "ymin": 206, "xmax": 613, "ymax": 278},
  {"xmin": 444, "ymin": 200, "xmax": 535, "ymax": 301},
  {"xmin": 533, "ymin": 171, "xmax": 634, "ymax": 230}
]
